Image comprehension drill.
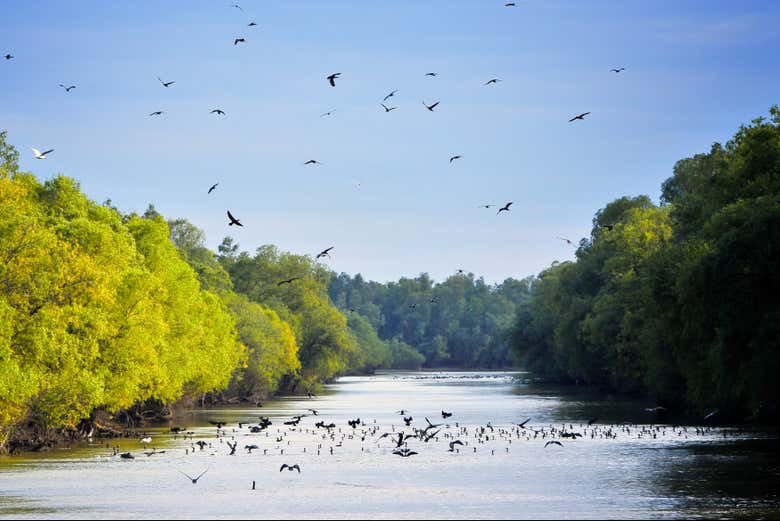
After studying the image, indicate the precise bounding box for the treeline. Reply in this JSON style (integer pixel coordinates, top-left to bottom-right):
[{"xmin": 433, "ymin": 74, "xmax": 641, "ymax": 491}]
[
  {"xmin": 0, "ymin": 132, "xmax": 394, "ymax": 451},
  {"xmin": 509, "ymin": 107, "xmax": 780, "ymax": 421},
  {"xmin": 329, "ymin": 272, "xmax": 531, "ymax": 368}
]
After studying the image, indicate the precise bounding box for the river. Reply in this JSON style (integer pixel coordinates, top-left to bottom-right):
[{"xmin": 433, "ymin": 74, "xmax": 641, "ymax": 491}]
[{"xmin": 0, "ymin": 371, "xmax": 778, "ymax": 519}]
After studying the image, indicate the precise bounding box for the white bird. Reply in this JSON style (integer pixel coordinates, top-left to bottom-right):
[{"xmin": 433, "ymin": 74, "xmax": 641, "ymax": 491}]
[
  {"xmin": 31, "ymin": 147, "xmax": 54, "ymax": 159},
  {"xmin": 140, "ymin": 437, "xmax": 152, "ymax": 445}
]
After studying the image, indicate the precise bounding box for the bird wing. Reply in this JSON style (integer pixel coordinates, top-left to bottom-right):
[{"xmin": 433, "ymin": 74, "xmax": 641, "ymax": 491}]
[
  {"xmin": 293, "ymin": 465, "xmax": 300, "ymax": 472},
  {"xmin": 280, "ymin": 464, "xmax": 288, "ymax": 472},
  {"xmin": 195, "ymin": 469, "xmax": 209, "ymax": 480},
  {"xmin": 30, "ymin": 147, "xmax": 41, "ymax": 157},
  {"xmin": 40, "ymin": 149, "xmax": 54, "ymax": 156},
  {"xmin": 227, "ymin": 210, "xmax": 237, "ymax": 222},
  {"xmin": 179, "ymin": 470, "xmax": 195, "ymax": 481},
  {"xmin": 430, "ymin": 102, "xmax": 440, "ymax": 109}
]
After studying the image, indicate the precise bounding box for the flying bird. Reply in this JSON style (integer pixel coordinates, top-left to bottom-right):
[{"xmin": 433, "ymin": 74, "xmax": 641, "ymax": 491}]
[
  {"xmin": 316, "ymin": 247, "xmax": 334, "ymax": 259},
  {"xmin": 234, "ymin": 38, "xmax": 246, "ymax": 46},
  {"xmin": 478, "ymin": 204, "xmax": 495, "ymax": 209},
  {"xmin": 277, "ymin": 277, "xmax": 300, "ymax": 286},
  {"xmin": 59, "ymin": 84, "xmax": 76, "ymax": 92},
  {"xmin": 610, "ymin": 67, "xmax": 626, "ymax": 73},
  {"xmin": 381, "ymin": 104, "xmax": 397, "ymax": 112},
  {"xmin": 320, "ymin": 110, "xmax": 336, "ymax": 117},
  {"xmin": 497, "ymin": 202, "xmax": 513, "ymax": 214},
  {"xmin": 149, "ymin": 111, "xmax": 165, "ymax": 116},
  {"xmin": 425, "ymin": 72, "xmax": 437, "ymax": 77},
  {"xmin": 484, "ymin": 78, "xmax": 501, "ymax": 85},
  {"xmin": 326, "ymin": 73, "xmax": 341, "ymax": 87},
  {"xmin": 227, "ymin": 210, "xmax": 243, "ymax": 227},
  {"xmin": 517, "ymin": 418, "xmax": 531, "ymax": 429},
  {"xmin": 211, "ymin": 109, "xmax": 226, "ymax": 115},
  {"xmin": 569, "ymin": 112, "xmax": 591, "ymax": 122},
  {"xmin": 179, "ymin": 469, "xmax": 209, "ymax": 484},
  {"xmin": 3, "ymin": 54, "xmax": 12, "ymax": 60},
  {"xmin": 30, "ymin": 147, "xmax": 54, "ymax": 159},
  {"xmin": 393, "ymin": 449, "xmax": 418, "ymax": 457},
  {"xmin": 449, "ymin": 155, "xmax": 462, "ymax": 163},
  {"xmin": 248, "ymin": 22, "xmax": 257, "ymax": 27},
  {"xmin": 545, "ymin": 441, "xmax": 563, "ymax": 448},
  {"xmin": 383, "ymin": 90, "xmax": 398, "ymax": 101},
  {"xmin": 423, "ymin": 101, "xmax": 440, "ymax": 111},
  {"xmin": 505, "ymin": 2, "xmax": 516, "ymax": 6},
  {"xmin": 304, "ymin": 159, "xmax": 322, "ymax": 165},
  {"xmin": 208, "ymin": 183, "xmax": 219, "ymax": 194},
  {"xmin": 448, "ymin": 440, "xmax": 464, "ymax": 452},
  {"xmin": 556, "ymin": 236, "xmax": 574, "ymax": 246},
  {"xmin": 280, "ymin": 464, "xmax": 301, "ymax": 473},
  {"xmin": 230, "ymin": 4, "xmax": 244, "ymax": 12},
  {"xmin": 157, "ymin": 76, "xmax": 175, "ymax": 88},
  {"xmin": 441, "ymin": 411, "xmax": 453, "ymax": 419}
]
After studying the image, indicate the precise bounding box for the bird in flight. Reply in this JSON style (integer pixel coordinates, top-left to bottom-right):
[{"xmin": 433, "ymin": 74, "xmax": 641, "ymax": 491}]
[
  {"xmin": 497, "ymin": 202, "xmax": 513, "ymax": 214},
  {"xmin": 208, "ymin": 183, "xmax": 219, "ymax": 194},
  {"xmin": 149, "ymin": 111, "xmax": 165, "ymax": 116},
  {"xmin": 478, "ymin": 204, "xmax": 495, "ymax": 209},
  {"xmin": 304, "ymin": 159, "xmax": 322, "ymax": 166},
  {"xmin": 425, "ymin": 72, "xmax": 438, "ymax": 77},
  {"xmin": 248, "ymin": 22, "xmax": 257, "ymax": 27},
  {"xmin": 320, "ymin": 110, "xmax": 336, "ymax": 117},
  {"xmin": 381, "ymin": 104, "xmax": 397, "ymax": 113},
  {"xmin": 59, "ymin": 84, "xmax": 76, "ymax": 92},
  {"xmin": 448, "ymin": 440, "xmax": 464, "ymax": 452},
  {"xmin": 211, "ymin": 109, "xmax": 226, "ymax": 115},
  {"xmin": 280, "ymin": 464, "xmax": 301, "ymax": 473},
  {"xmin": 230, "ymin": 3, "xmax": 244, "ymax": 12},
  {"xmin": 569, "ymin": 112, "xmax": 591, "ymax": 122},
  {"xmin": 556, "ymin": 236, "xmax": 574, "ymax": 246},
  {"xmin": 423, "ymin": 101, "xmax": 440, "ymax": 111},
  {"xmin": 3, "ymin": 54, "xmax": 12, "ymax": 60},
  {"xmin": 316, "ymin": 247, "xmax": 334, "ymax": 260},
  {"xmin": 179, "ymin": 469, "xmax": 209, "ymax": 484},
  {"xmin": 610, "ymin": 67, "xmax": 626, "ymax": 73},
  {"xmin": 277, "ymin": 277, "xmax": 300, "ymax": 286},
  {"xmin": 157, "ymin": 76, "xmax": 175, "ymax": 88},
  {"xmin": 31, "ymin": 147, "xmax": 54, "ymax": 160},
  {"xmin": 505, "ymin": 2, "xmax": 516, "ymax": 6},
  {"xmin": 393, "ymin": 448, "xmax": 418, "ymax": 457},
  {"xmin": 517, "ymin": 418, "xmax": 531, "ymax": 429},
  {"xmin": 484, "ymin": 78, "xmax": 501, "ymax": 85},
  {"xmin": 227, "ymin": 210, "xmax": 243, "ymax": 227},
  {"xmin": 449, "ymin": 155, "xmax": 462, "ymax": 164},
  {"xmin": 545, "ymin": 441, "xmax": 563, "ymax": 448},
  {"xmin": 326, "ymin": 73, "xmax": 341, "ymax": 87},
  {"xmin": 383, "ymin": 90, "xmax": 398, "ymax": 102}
]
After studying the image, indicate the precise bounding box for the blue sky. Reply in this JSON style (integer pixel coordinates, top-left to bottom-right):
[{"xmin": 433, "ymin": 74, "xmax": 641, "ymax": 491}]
[{"xmin": 2, "ymin": 0, "xmax": 779, "ymax": 283}]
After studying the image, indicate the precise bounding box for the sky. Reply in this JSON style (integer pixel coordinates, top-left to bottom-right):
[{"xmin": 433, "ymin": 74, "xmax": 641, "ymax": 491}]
[{"xmin": 2, "ymin": 0, "xmax": 779, "ymax": 284}]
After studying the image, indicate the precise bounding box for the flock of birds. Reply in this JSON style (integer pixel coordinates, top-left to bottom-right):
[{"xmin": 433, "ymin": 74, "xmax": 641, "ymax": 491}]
[
  {"xmin": 2, "ymin": 1, "xmax": 629, "ymax": 271},
  {"xmin": 102, "ymin": 397, "xmax": 736, "ymax": 488}
]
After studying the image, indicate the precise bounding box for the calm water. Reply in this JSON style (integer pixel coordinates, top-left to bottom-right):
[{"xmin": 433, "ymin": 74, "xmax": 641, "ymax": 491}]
[{"xmin": 0, "ymin": 371, "xmax": 778, "ymax": 519}]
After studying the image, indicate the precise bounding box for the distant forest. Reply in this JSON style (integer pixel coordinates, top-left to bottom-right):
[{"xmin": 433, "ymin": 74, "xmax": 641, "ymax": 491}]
[{"xmin": 0, "ymin": 107, "xmax": 778, "ymax": 448}]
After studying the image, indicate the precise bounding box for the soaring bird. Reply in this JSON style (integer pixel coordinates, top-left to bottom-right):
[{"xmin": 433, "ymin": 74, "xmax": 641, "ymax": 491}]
[
  {"xmin": 424, "ymin": 417, "xmax": 442, "ymax": 430},
  {"xmin": 149, "ymin": 111, "xmax": 165, "ymax": 116},
  {"xmin": 610, "ymin": 67, "xmax": 626, "ymax": 73},
  {"xmin": 449, "ymin": 155, "xmax": 462, "ymax": 163},
  {"xmin": 441, "ymin": 411, "xmax": 453, "ymax": 419},
  {"xmin": 326, "ymin": 73, "xmax": 341, "ymax": 87},
  {"xmin": 248, "ymin": 22, "xmax": 258, "ymax": 27},
  {"xmin": 497, "ymin": 202, "xmax": 513, "ymax": 214},
  {"xmin": 211, "ymin": 109, "xmax": 226, "ymax": 115},
  {"xmin": 304, "ymin": 159, "xmax": 322, "ymax": 165},
  {"xmin": 569, "ymin": 112, "xmax": 591, "ymax": 122},
  {"xmin": 179, "ymin": 469, "xmax": 209, "ymax": 484},
  {"xmin": 381, "ymin": 104, "xmax": 397, "ymax": 112},
  {"xmin": 277, "ymin": 277, "xmax": 300, "ymax": 286},
  {"xmin": 425, "ymin": 72, "xmax": 438, "ymax": 77},
  {"xmin": 320, "ymin": 110, "xmax": 336, "ymax": 117},
  {"xmin": 484, "ymin": 78, "xmax": 501, "ymax": 85},
  {"xmin": 316, "ymin": 246, "xmax": 334, "ymax": 259},
  {"xmin": 506, "ymin": 2, "xmax": 516, "ymax": 6},
  {"xmin": 230, "ymin": 4, "xmax": 244, "ymax": 12},
  {"xmin": 478, "ymin": 204, "xmax": 495, "ymax": 209},
  {"xmin": 157, "ymin": 76, "xmax": 175, "ymax": 88},
  {"xmin": 280, "ymin": 464, "xmax": 301, "ymax": 473},
  {"xmin": 448, "ymin": 440, "xmax": 464, "ymax": 452},
  {"xmin": 393, "ymin": 448, "xmax": 418, "ymax": 457},
  {"xmin": 517, "ymin": 418, "xmax": 531, "ymax": 429},
  {"xmin": 383, "ymin": 90, "xmax": 398, "ymax": 101},
  {"xmin": 3, "ymin": 54, "xmax": 12, "ymax": 60},
  {"xmin": 234, "ymin": 38, "xmax": 246, "ymax": 46},
  {"xmin": 423, "ymin": 101, "xmax": 440, "ymax": 111},
  {"xmin": 545, "ymin": 441, "xmax": 563, "ymax": 448},
  {"xmin": 30, "ymin": 147, "xmax": 54, "ymax": 159},
  {"xmin": 59, "ymin": 84, "xmax": 76, "ymax": 92},
  {"xmin": 208, "ymin": 183, "xmax": 219, "ymax": 194},
  {"xmin": 227, "ymin": 210, "xmax": 243, "ymax": 227},
  {"xmin": 556, "ymin": 236, "xmax": 574, "ymax": 246}
]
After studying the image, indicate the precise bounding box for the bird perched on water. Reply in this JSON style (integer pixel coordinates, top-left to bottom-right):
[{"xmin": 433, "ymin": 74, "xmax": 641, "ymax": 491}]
[
  {"xmin": 497, "ymin": 202, "xmax": 513, "ymax": 214},
  {"xmin": 208, "ymin": 183, "xmax": 219, "ymax": 194},
  {"xmin": 227, "ymin": 211, "xmax": 243, "ymax": 227},
  {"xmin": 326, "ymin": 73, "xmax": 341, "ymax": 87},
  {"xmin": 569, "ymin": 112, "xmax": 591, "ymax": 122},
  {"xmin": 316, "ymin": 247, "xmax": 334, "ymax": 260},
  {"xmin": 179, "ymin": 469, "xmax": 209, "ymax": 484},
  {"xmin": 280, "ymin": 464, "xmax": 301, "ymax": 473},
  {"xmin": 423, "ymin": 101, "xmax": 440, "ymax": 112},
  {"xmin": 211, "ymin": 109, "xmax": 226, "ymax": 115},
  {"xmin": 383, "ymin": 90, "xmax": 398, "ymax": 101},
  {"xmin": 484, "ymin": 78, "xmax": 501, "ymax": 85},
  {"xmin": 234, "ymin": 38, "xmax": 246, "ymax": 46},
  {"xmin": 59, "ymin": 84, "xmax": 76, "ymax": 92},
  {"xmin": 157, "ymin": 76, "xmax": 175, "ymax": 88},
  {"xmin": 120, "ymin": 452, "xmax": 135, "ymax": 459},
  {"xmin": 449, "ymin": 440, "xmax": 464, "ymax": 452},
  {"xmin": 545, "ymin": 441, "xmax": 564, "ymax": 448},
  {"xmin": 381, "ymin": 104, "xmax": 397, "ymax": 112},
  {"xmin": 30, "ymin": 147, "xmax": 54, "ymax": 160},
  {"xmin": 277, "ymin": 277, "xmax": 300, "ymax": 286}
]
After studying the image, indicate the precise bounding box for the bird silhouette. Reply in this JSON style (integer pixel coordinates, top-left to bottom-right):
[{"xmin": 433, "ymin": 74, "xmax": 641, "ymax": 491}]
[
  {"xmin": 277, "ymin": 277, "xmax": 301, "ymax": 286},
  {"xmin": 484, "ymin": 78, "xmax": 501, "ymax": 85},
  {"xmin": 211, "ymin": 109, "xmax": 226, "ymax": 115},
  {"xmin": 517, "ymin": 418, "xmax": 531, "ymax": 429},
  {"xmin": 30, "ymin": 147, "xmax": 54, "ymax": 159},
  {"xmin": 425, "ymin": 72, "xmax": 437, "ymax": 77},
  {"xmin": 610, "ymin": 67, "xmax": 626, "ymax": 73},
  {"xmin": 157, "ymin": 76, "xmax": 175, "ymax": 88},
  {"xmin": 230, "ymin": 4, "xmax": 244, "ymax": 12},
  {"xmin": 381, "ymin": 104, "xmax": 397, "ymax": 112},
  {"xmin": 3, "ymin": 54, "xmax": 12, "ymax": 60},
  {"xmin": 208, "ymin": 183, "xmax": 219, "ymax": 194},
  {"xmin": 497, "ymin": 202, "xmax": 513, "ymax": 214},
  {"xmin": 234, "ymin": 38, "xmax": 246, "ymax": 46},
  {"xmin": 280, "ymin": 464, "xmax": 301, "ymax": 473},
  {"xmin": 304, "ymin": 159, "xmax": 322, "ymax": 165},
  {"xmin": 505, "ymin": 2, "xmax": 516, "ymax": 6},
  {"xmin": 545, "ymin": 441, "xmax": 563, "ymax": 448},
  {"xmin": 120, "ymin": 452, "xmax": 135, "ymax": 459},
  {"xmin": 59, "ymin": 84, "xmax": 76, "ymax": 92},
  {"xmin": 569, "ymin": 112, "xmax": 591, "ymax": 122},
  {"xmin": 179, "ymin": 469, "xmax": 209, "ymax": 484},
  {"xmin": 441, "ymin": 411, "xmax": 453, "ymax": 419},
  {"xmin": 449, "ymin": 155, "xmax": 462, "ymax": 163},
  {"xmin": 326, "ymin": 73, "xmax": 341, "ymax": 87},
  {"xmin": 320, "ymin": 110, "xmax": 336, "ymax": 117},
  {"xmin": 383, "ymin": 90, "xmax": 398, "ymax": 101},
  {"xmin": 449, "ymin": 440, "xmax": 464, "ymax": 452},
  {"xmin": 227, "ymin": 211, "xmax": 243, "ymax": 227},
  {"xmin": 556, "ymin": 236, "xmax": 574, "ymax": 246},
  {"xmin": 149, "ymin": 111, "xmax": 165, "ymax": 116},
  {"xmin": 248, "ymin": 22, "xmax": 257, "ymax": 27},
  {"xmin": 478, "ymin": 204, "xmax": 495, "ymax": 209},
  {"xmin": 316, "ymin": 247, "xmax": 334, "ymax": 259},
  {"xmin": 423, "ymin": 101, "xmax": 440, "ymax": 111},
  {"xmin": 393, "ymin": 448, "xmax": 418, "ymax": 457}
]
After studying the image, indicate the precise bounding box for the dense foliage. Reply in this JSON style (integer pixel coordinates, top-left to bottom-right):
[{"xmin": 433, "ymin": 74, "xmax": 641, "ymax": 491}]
[
  {"xmin": 510, "ymin": 107, "xmax": 780, "ymax": 421},
  {"xmin": 329, "ymin": 272, "xmax": 531, "ymax": 368}
]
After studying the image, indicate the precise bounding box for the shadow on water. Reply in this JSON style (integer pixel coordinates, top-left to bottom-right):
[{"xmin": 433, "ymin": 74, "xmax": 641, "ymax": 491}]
[{"xmin": 0, "ymin": 496, "xmax": 56, "ymax": 516}]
